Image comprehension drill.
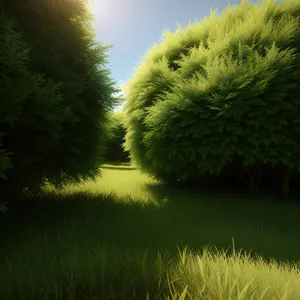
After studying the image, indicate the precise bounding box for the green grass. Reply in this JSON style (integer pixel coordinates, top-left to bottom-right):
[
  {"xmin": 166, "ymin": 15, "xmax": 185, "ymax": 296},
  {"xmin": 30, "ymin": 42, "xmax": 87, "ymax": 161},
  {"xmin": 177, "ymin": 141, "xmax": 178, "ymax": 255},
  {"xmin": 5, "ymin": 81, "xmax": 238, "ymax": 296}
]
[{"xmin": 0, "ymin": 163, "xmax": 300, "ymax": 299}]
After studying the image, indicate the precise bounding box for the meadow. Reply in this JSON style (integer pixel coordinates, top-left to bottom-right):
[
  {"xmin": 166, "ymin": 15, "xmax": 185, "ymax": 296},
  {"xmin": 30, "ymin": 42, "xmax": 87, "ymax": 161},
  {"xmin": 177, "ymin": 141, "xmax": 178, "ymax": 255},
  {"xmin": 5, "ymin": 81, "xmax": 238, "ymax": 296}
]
[{"xmin": 0, "ymin": 163, "xmax": 300, "ymax": 300}]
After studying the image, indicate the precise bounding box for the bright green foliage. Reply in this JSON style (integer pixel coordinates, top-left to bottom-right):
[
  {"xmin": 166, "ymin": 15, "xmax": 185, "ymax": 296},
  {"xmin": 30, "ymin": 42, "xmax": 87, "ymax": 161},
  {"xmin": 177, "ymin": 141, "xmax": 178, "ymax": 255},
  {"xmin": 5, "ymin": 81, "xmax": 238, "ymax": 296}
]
[
  {"xmin": 123, "ymin": 0, "xmax": 300, "ymax": 188},
  {"xmin": 104, "ymin": 111, "xmax": 130, "ymax": 163},
  {"xmin": 0, "ymin": 0, "xmax": 121, "ymax": 197}
]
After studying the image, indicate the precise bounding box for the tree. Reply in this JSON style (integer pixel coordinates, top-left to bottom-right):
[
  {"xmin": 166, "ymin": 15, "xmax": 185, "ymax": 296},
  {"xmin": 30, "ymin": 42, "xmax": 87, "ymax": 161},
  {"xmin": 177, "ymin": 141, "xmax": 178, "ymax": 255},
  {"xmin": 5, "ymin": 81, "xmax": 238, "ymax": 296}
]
[
  {"xmin": 123, "ymin": 0, "xmax": 300, "ymax": 200},
  {"xmin": 104, "ymin": 111, "xmax": 130, "ymax": 163},
  {"xmin": 0, "ymin": 0, "xmax": 121, "ymax": 198}
]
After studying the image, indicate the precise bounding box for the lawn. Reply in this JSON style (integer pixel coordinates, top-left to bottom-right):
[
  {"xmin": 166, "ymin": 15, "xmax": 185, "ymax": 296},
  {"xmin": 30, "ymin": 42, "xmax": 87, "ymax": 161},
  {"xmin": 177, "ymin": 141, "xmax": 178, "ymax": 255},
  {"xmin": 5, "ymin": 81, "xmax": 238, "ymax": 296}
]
[{"xmin": 0, "ymin": 163, "xmax": 300, "ymax": 299}]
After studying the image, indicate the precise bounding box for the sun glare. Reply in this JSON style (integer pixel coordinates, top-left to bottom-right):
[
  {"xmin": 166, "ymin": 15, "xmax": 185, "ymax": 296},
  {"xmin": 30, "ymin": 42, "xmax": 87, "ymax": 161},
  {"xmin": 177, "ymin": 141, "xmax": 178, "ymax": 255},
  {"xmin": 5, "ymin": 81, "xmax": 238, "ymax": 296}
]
[
  {"xmin": 86, "ymin": 0, "xmax": 96, "ymax": 14},
  {"xmin": 86, "ymin": 0, "xmax": 106, "ymax": 20}
]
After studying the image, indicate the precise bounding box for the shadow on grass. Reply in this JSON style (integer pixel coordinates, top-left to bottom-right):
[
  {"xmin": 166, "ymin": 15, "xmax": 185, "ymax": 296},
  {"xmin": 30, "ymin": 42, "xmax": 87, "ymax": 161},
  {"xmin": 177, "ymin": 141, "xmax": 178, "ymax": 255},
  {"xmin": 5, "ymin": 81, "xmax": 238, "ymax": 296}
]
[
  {"xmin": 102, "ymin": 162, "xmax": 133, "ymax": 166},
  {"xmin": 101, "ymin": 166, "xmax": 137, "ymax": 171},
  {"xmin": 1, "ymin": 187, "xmax": 300, "ymax": 269}
]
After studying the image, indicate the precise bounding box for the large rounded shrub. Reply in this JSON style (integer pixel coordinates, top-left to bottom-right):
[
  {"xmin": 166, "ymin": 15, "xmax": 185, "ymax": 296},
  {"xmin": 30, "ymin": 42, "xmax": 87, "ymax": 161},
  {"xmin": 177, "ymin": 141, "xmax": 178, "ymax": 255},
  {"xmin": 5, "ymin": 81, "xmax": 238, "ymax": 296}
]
[{"xmin": 123, "ymin": 0, "xmax": 300, "ymax": 198}]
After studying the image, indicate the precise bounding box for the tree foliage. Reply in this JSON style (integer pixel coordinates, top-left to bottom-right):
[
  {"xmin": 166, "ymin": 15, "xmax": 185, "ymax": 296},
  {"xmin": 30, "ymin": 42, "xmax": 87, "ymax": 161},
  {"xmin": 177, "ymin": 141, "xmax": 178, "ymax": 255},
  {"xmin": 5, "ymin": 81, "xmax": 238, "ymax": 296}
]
[
  {"xmin": 0, "ymin": 0, "xmax": 121, "ymax": 198},
  {"xmin": 123, "ymin": 0, "xmax": 300, "ymax": 198},
  {"xmin": 0, "ymin": 12, "xmax": 68, "ymax": 196}
]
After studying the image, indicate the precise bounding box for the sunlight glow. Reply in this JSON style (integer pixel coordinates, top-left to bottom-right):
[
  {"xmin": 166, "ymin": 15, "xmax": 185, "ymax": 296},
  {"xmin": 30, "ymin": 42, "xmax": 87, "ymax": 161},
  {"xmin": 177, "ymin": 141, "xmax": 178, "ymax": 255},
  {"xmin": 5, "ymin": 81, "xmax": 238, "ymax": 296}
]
[{"xmin": 86, "ymin": 0, "xmax": 108, "ymax": 22}]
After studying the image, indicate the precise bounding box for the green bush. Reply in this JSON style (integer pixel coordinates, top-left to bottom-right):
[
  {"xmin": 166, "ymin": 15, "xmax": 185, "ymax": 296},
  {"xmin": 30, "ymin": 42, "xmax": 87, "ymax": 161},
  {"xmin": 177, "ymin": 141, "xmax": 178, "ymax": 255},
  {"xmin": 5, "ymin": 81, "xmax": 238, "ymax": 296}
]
[{"xmin": 123, "ymin": 0, "xmax": 300, "ymax": 198}]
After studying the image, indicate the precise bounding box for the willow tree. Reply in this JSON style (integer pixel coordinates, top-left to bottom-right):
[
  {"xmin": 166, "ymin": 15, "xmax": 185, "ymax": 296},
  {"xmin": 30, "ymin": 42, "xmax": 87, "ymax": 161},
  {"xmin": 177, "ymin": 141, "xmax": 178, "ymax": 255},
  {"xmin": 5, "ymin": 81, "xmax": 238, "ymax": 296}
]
[
  {"xmin": 123, "ymin": 0, "xmax": 300, "ymax": 200},
  {"xmin": 0, "ymin": 0, "xmax": 121, "ymax": 198}
]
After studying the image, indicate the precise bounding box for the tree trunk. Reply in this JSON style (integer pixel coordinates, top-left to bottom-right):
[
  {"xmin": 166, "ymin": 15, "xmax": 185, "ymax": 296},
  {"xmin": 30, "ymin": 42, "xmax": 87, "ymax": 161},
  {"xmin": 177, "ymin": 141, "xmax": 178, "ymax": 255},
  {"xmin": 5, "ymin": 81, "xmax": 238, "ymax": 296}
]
[
  {"xmin": 245, "ymin": 163, "xmax": 264, "ymax": 197},
  {"xmin": 228, "ymin": 158, "xmax": 264, "ymax": 196},
  {"xmin": 274, "ymin": 164, "xmax": 291, "ymax": 201}
]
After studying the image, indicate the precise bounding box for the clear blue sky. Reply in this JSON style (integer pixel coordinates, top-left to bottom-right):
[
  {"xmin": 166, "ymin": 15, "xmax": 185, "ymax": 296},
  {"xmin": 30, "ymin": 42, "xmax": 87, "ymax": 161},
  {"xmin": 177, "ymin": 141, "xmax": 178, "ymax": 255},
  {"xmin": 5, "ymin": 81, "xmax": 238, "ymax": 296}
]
[{"xmin": 90, "ymin": 0, "xmax": 258, "ymax": 110}]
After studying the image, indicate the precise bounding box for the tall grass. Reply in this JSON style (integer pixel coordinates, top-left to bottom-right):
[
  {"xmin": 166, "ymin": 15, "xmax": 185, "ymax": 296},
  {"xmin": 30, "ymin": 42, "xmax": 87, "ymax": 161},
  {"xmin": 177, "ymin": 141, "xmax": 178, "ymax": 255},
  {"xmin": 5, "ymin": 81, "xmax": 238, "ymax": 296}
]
[{"xmin": 0, "ymin": 164, "xmax": 300, "ymax": 299}]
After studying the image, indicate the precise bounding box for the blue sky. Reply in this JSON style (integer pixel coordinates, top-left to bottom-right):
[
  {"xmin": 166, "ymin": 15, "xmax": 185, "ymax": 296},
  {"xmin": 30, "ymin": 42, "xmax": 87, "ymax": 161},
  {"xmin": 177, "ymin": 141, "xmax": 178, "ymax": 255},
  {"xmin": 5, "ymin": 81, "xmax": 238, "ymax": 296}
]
[{"xmin": 90, "ymin": 0, "xmax": 256, "ymax": 110}]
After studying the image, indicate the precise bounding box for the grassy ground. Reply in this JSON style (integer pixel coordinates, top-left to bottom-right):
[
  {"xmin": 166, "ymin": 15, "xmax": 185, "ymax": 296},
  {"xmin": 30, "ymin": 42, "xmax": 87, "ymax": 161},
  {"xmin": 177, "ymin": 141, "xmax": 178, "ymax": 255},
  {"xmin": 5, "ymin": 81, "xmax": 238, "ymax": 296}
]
[{"xmin": 0, "ymin": 163, "xmax": 300, "ymax": 299}]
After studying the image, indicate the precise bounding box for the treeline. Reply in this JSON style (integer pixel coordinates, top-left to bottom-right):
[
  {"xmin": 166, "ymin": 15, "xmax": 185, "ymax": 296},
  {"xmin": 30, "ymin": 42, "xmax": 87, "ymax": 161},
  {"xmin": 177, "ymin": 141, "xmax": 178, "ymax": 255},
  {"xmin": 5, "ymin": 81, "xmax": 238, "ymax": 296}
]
[{"xmin": 103, "ymin": 111, "xmax": 130, "ymax": 164}]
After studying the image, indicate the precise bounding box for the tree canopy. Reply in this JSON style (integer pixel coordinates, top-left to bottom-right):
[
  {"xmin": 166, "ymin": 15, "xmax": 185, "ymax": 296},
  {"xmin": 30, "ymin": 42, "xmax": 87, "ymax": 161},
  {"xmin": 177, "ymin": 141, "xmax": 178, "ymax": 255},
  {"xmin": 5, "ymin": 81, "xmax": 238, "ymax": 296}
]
[{"xmin": 122, "ymin": 0, "xmax": 300, "ymax": 199}]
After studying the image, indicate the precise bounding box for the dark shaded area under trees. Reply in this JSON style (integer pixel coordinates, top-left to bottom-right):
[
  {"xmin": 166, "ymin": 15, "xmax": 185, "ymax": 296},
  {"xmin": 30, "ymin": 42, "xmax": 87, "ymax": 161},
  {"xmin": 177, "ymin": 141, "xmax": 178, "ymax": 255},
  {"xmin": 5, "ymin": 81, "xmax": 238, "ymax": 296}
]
[{"xmin": 103, "ymin": 111, "xmax": 130, "ymax": 164}]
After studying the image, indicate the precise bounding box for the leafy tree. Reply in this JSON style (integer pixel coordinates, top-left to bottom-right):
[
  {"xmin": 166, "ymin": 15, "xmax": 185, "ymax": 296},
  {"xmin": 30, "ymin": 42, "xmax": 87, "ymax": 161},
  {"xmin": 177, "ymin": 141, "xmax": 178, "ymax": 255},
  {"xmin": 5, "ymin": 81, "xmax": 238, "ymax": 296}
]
[
  {"xmin": 123, "ymin": 0, "xmax": 300, "ymax": 200},
  {"xmin": 0, "ymin": 0, "xmax": 121, "ymax": 199},
  {"xmin": 104, "ymin": 111, "xmax": 130, "ymax": 163}
]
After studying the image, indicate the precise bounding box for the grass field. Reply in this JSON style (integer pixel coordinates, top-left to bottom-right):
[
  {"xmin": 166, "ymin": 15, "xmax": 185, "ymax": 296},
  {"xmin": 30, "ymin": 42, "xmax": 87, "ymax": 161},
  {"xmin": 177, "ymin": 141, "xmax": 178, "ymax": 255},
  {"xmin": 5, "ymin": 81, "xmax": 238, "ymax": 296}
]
[{"xmin": 0, "ymin": 163, "xmax": 300, "ymax": 299}]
